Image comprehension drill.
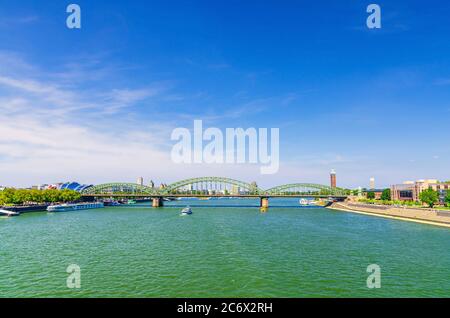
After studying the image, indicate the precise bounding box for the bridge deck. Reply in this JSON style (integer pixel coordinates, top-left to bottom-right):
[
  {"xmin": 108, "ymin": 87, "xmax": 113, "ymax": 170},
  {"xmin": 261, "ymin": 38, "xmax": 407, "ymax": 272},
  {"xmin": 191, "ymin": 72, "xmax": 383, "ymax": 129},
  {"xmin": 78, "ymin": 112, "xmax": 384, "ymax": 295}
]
[{"xmin": 82, "ymin": 194, "xmax": 347, "ymax": 199}]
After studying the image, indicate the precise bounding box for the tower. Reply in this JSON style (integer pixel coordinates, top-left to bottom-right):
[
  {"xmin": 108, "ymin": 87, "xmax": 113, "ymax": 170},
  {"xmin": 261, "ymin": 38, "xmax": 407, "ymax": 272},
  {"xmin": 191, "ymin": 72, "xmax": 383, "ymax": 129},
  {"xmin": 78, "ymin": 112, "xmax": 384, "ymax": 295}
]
[
  {"xmin": 330, "ymin": 169, "xmax": 337, "ymax": 188},
  {"xmin": 370, "ymin": 177, "xmax": 375, "ymax": 190},
  {"xmin": 137, "ymin": 177, "xmax": 144, "ymax": 186}
]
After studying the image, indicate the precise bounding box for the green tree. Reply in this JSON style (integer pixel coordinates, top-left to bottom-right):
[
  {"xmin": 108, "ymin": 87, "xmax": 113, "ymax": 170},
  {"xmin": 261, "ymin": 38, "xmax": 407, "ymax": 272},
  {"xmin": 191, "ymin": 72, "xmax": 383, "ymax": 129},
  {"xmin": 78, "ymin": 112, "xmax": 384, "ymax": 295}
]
[
  {"xmin": 1, "ymin": 188, "xmax": 16, "ymax": 205},
  {"xmin": 47, "ymin": 189, "xmax": 62, "ymax": 203},
  {"xmin": 445, "ymin": 191, "xmax": 450, "ymax": 208},
  {"xmin": 419, "ymin": 189, "xmax": 439, "ymax": 208},
  {"xmin": 13, "ymin": 189, "xmax": 28, "ymax": 205},
  {"xmin": 0, "ymin": 188, "xmax": 81, "ymax": 206},
  {"xmin": 381, "ymin": 188, "xmax": 391, "ymax": 201},
  {"xmin": 60, "ymin": 189, "xmax": 81, "ymax": 202},
  {"xmin": 366, "ymin": 191, "xmax": 375, "ymax": 199},
  {"xmin": 0, "ymin": 190, "xmax": 7, "ymax": 205}
]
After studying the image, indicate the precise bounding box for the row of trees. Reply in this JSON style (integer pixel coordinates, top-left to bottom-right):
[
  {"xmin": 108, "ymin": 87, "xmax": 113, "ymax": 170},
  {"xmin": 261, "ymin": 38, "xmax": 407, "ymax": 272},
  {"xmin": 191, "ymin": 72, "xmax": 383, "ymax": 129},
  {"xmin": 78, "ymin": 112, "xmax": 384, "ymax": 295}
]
[
  {"xmin": 366, "ymin": 189, "xmax": 391, "ymax": 201},
  {"xmin": 360, "ymin": 198, "xmax": 423, "ymax": 207},
  {"xmin": 419, "ymin": 189, "xmax": 450, "ymax": 208},
  {"xmin": 0, "ymin": 188, "xmax": 81, "ymax": 206},
  {"xmin": 364, "ymin": 188, "xmax": 450, "ymax": 208}
]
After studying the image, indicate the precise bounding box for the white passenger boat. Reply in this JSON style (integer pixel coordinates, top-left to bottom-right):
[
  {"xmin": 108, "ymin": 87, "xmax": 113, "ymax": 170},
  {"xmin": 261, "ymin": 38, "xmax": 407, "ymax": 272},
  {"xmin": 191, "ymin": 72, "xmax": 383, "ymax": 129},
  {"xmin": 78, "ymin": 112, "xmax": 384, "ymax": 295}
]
[
  {"xmin": 0, "ymin": 209, "xmax": 19, "ymax": 217},
  {"xmin": 181, "ymin": 206, "xmax": 193, "ymax": 215},
  {"xmin": 299, "ymin": 198, "xmax": 317, "ymax": 206},
  {"xmin": 47, "ymin": 202, "xmax": 104, "ymax": 212}
]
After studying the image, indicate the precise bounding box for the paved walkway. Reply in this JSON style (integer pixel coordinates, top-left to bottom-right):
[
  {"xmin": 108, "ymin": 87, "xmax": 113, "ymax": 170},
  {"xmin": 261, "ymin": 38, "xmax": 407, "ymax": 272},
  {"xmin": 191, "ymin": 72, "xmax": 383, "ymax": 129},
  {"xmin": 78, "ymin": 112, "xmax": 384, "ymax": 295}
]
[{"xmin": 329, "ymin": 202, "xmax": 450, "ymax": 228}]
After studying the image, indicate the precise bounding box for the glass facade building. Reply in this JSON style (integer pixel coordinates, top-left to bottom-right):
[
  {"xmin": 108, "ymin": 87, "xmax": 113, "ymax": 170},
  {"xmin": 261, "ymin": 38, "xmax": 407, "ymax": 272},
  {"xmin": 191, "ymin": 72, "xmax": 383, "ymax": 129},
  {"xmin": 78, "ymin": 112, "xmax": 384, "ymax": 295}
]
[{"xmin": 58, "ymin": 182, "xmax": 93, "ymax": 192}]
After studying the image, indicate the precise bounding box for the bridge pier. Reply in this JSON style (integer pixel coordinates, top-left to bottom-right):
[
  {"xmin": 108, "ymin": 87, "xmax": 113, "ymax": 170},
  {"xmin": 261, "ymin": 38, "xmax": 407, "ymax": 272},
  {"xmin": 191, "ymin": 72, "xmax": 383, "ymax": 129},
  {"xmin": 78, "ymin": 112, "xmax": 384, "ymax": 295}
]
[
  {"xmin": 260, "ymin": 197, "xmax": 269, "ymax": 209},
  {"xmin": 152, "ymin": 197, "xmax": 164, "ymax": 208}
]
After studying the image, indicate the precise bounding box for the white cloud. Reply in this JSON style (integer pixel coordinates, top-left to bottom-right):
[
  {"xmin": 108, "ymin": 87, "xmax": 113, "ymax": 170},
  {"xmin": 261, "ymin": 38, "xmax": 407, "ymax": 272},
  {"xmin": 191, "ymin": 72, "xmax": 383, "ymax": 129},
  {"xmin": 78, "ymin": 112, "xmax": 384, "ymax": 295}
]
[
  {"xmin": 0, "ymin": 53, "xmax": 176, "ymax": 186},
  {"xmin": 0, "ymin": 52, "xmax": 290, "ymax": 187},
  {"xmin": 5, "ymin": 53, "xmax": 433, "ymax": 189},
  {"xmin": 0, "ymin": 15, "xmax": 39, "ymax": 27}
]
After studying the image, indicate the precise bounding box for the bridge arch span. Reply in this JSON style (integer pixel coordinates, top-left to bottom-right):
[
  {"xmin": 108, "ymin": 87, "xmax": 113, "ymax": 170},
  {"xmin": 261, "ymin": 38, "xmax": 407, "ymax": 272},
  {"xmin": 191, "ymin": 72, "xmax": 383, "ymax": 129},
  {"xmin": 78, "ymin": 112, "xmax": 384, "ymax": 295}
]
[
  {"xmin": 81, "ymin": 183, "xmax": 156, "ymax": 195},
  {"xmin": 162, "ymin": 177, "xmax": 261, "ymax": 195},
  {"xmin": 81, "ymin": 179, "xmax": 348, "ymax": 198},
  {"xmin": 265, "ymin": 183, "xmax": 346, "ymax": 196}
]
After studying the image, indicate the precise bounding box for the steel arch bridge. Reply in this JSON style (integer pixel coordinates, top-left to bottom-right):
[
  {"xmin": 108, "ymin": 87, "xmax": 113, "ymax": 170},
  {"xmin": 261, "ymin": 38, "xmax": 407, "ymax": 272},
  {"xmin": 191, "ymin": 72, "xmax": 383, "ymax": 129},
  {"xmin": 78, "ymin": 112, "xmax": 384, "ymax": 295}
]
[
  {"xmin": 161, "ymin": 177, "xmax": 261, "ymax": 195},
  {"xmin": 264, "ymin": 183, "xmax": 346, "ymax": 196},
  {"xmin": 81, "ymin": 177, "xmax": 347, "ymax": 197},
  {"xmin": 82, "ymin": 183, "xmax": 157, "ymax": 195}
]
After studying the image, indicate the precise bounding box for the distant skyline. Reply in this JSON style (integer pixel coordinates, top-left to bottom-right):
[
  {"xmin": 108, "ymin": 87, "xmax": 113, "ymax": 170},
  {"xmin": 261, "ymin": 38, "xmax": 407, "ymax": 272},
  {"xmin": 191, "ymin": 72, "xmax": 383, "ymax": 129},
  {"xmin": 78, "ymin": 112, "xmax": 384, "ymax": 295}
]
[{"xmin": 0, "ymin": 0, "xmax": 449, "ymax": 189}]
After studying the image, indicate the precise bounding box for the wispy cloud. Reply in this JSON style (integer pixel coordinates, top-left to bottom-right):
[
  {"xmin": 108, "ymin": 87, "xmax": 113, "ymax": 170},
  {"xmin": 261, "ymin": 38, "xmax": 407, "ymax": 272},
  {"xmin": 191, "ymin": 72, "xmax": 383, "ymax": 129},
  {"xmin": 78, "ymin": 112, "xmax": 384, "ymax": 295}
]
[
  {"xmin": 0, "ymin": 52, "xmax": 285, "ymax": 187},
  {"xmin": 0, "ymin": 52, "xmax": 177, "ymax": 186},
  {"xmin": 0, "ymin": 53, "xmax": 169, "ymax": 116},
  {"xmin": 0, "ymin": 15, "xmax": 39, "ymax": 27}
]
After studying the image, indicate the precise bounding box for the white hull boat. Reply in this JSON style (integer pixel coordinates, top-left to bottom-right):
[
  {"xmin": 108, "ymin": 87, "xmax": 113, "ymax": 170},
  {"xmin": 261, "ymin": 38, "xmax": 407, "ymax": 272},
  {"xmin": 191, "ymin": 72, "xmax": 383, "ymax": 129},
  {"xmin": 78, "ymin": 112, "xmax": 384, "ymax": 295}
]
[
  {"xmin": 0, "ymin": 209, "xmax": 19, "ymax": 217},
  {"xmin": 181, "ymin": 206, "xmax": 193, "ymax": 215},
  {"xmin": 47, "ymin": 202, "xmax": 104, "ymax": 212}
]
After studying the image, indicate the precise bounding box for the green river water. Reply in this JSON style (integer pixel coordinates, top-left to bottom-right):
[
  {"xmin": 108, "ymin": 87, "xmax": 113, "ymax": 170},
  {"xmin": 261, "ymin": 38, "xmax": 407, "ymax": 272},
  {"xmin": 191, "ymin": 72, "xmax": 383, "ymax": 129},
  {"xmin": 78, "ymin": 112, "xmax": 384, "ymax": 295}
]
[{"xmin": 1, "ymin": 198, "xmax": 449, "ymax": 297}]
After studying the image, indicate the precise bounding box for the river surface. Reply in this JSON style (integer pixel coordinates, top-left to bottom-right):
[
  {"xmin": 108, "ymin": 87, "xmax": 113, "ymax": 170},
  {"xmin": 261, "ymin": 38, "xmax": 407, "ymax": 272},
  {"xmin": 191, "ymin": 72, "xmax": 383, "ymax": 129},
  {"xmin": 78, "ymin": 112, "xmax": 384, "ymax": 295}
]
[{"xmin": 1, "ymin": 198, "xmax": 449, "ymax": 297}]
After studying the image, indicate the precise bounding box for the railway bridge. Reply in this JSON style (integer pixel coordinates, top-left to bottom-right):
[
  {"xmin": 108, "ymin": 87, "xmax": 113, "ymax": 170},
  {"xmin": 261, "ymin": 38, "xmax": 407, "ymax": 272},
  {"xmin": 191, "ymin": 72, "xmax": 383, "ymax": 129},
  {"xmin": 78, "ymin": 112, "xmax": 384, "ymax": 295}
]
[{"xmin": 81, "ymin": 177, "xmax": 349, "ymax": 208}]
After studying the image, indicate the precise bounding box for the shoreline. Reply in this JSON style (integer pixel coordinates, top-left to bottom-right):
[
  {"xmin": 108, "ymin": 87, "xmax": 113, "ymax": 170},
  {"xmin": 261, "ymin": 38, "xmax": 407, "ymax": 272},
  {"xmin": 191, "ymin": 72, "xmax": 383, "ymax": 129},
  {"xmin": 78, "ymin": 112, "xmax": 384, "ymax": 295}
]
[{"xmin": 328, "ymin": 202, "xmax": 450, "ymax": 229}]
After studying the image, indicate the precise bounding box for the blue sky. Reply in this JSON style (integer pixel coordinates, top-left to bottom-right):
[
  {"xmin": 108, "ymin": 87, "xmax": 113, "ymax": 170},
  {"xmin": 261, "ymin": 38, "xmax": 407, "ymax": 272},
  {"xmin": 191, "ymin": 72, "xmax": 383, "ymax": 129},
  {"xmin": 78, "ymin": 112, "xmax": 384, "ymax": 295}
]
[{"xmin": 0, "ymin": 0, "xmax": 449, "ymax": 188}]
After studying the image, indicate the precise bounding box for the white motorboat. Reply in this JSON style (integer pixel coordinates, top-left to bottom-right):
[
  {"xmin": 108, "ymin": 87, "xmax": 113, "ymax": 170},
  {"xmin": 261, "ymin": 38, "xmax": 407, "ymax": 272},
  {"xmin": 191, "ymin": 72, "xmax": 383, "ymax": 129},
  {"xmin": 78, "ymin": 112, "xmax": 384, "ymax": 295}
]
[{"xmin": 181, "ymin": 206, "xmax": 193, "ymax": 215}]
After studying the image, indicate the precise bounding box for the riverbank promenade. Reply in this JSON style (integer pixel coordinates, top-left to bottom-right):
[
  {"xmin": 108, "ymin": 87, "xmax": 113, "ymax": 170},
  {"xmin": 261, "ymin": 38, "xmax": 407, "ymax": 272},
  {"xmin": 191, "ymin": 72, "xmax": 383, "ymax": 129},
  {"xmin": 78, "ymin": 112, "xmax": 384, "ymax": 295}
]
[{"xmin": 330, "ymin": 202, "xmax": 450, "ymax": 228}]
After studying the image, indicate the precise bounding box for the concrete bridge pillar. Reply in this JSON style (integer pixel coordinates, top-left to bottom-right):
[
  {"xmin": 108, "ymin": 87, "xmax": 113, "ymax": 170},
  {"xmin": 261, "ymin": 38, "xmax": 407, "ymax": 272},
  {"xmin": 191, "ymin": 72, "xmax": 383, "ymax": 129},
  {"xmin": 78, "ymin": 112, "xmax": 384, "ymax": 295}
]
[
  {"xmin": 152, "ymin": 197, "xmax": 164, "ymax": 208},
  {"xmin": 260, "ymin": 197, "xmax": 269, "ymax": 209}
]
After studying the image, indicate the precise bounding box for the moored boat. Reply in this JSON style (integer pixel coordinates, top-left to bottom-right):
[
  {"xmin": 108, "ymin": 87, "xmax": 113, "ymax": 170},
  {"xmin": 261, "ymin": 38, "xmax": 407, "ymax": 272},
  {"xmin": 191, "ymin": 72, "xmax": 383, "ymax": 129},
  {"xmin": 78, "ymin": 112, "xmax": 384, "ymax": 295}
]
[
  {"xmin": 299, "ymin": 198, "xmax": 317, "ymax": 206},
  {"xmin": 103, "ymin": 200, "xmax": 121, "ymax": 206},
  {"xmin": 0, "ymin": 209, "xmax": 20, "ymax": 217},
  {"xmin": 47, "ymin": 202, "xmax": 104, "ymax": 212}
]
